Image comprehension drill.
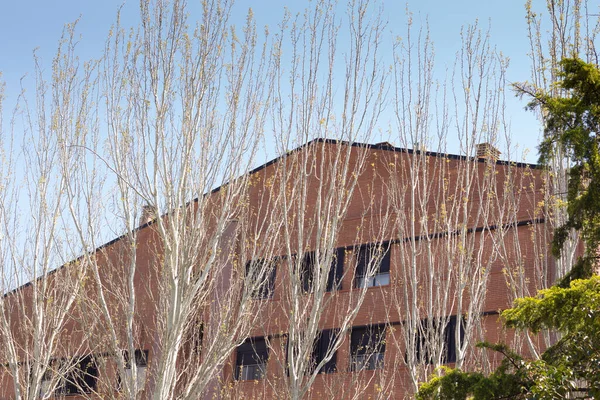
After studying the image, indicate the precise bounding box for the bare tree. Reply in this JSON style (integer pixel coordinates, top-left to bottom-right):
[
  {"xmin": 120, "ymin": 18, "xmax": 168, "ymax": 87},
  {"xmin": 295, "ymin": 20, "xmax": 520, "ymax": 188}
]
[
  {"xmin": 375, "ymin": 17, "xmax": 550, "ymax": 397},
  {"xmin": 249, "ymin": 1, "xmax": 397, "ymax": 399},
  {"xmin": 48, "ymin": 1, "xmax": 290, "ymax": 399},
  {"xmin": 0, "ymin": 25, "xmax": 97, "ymax": 399},
  {"xmin": 1, "ymin": 1, "xmax": 584, "ymax": 400}
]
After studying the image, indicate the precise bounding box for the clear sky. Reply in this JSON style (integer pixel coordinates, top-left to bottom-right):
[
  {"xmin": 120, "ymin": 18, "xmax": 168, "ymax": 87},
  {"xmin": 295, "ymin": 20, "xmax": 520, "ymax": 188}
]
[{"xmin": 0, "ymin": 0, "xmax": 547, "ymax": 162}]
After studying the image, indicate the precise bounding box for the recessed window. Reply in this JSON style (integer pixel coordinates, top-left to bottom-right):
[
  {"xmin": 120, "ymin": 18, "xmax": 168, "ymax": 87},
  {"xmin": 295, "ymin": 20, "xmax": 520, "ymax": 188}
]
[
  {"xmin": 414, "ymin": 315, "xmax": 463, "ymax": 364},
  {"xmin": 236, "ymin": 338, "xmax": 269, "ymax": 380},
  {"xmin": 191, "ymin": 323, "xmax": 204, "ymax": 356},
  {"xmin": 121, "ymin": 349, "xmax": 148, "ymax": 391},
  {"xmin": 246, "ymin": 260, "xmax": 277, "ymax": 299},
  {"xmin": 39, "ymin": 369, "xmax": 53, "ymax": 398},
  {"xmin": 350, "ymin": 325, "xmax": 386, "ymax": 371},
  {"xmin": 55, "ymin": 355, "xmax": 98, "ymax": 395},
  {"xmin": 354, "ymin": 244, "xmax": 390, "ymax": 288},
  {"xmin": 312, "ymin": 329, "xmax": 338, "ymax": 373},
  {"xmin": 300, "ymin": 248, "xmax": 344, "ymax": 292}
]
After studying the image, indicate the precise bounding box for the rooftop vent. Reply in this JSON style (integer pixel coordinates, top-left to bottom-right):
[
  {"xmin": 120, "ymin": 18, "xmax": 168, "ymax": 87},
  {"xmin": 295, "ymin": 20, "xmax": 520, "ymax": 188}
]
[
  {"xmin": 476, "ymin": 142, "xmax": 500, "ymax": 162},
  {"xmin": 140, "ymin": 205, "xmax": 157, "ymax": 226},
  {"xmin": 413, "ymin": 141, "xmax": 426, "ymax": 152}
]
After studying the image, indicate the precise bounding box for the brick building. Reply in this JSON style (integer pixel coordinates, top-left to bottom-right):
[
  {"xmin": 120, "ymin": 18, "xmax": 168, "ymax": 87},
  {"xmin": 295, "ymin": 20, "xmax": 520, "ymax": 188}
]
[{"xmin": 0, "ymin": 139, "xmax": 552, "ymax": 399}]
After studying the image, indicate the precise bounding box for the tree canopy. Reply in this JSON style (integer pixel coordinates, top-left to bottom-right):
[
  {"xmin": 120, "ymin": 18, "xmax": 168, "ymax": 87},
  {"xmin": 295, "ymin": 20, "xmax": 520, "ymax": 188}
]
[
  {"xmin": 417, "ymin": 58, "xmax": 600, "ymax": 399},
  {"xmin": 537, "ymin": 58, "xmax": 600, "ymax": 286}
]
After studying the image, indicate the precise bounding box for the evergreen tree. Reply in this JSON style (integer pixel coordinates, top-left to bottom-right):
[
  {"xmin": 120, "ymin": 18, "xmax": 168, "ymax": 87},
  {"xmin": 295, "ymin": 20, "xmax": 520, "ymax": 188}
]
[{"xmin": 417, "ymin": 58, "xmax": 600, "ymax": 400}]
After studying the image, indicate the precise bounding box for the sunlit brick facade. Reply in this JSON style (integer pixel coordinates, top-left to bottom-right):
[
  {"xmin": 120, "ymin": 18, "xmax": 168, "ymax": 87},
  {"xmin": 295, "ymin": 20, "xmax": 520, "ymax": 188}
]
[{"xmin": 0, "ymin": 140, "xmax": 553, "ymax": 399}]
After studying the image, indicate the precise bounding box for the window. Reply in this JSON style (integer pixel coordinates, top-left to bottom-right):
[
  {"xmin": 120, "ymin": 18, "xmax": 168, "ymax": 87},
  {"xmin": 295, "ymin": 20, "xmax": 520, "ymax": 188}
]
[
  {"xmin": 236, "ymin": 338, "xmax": 269, "ymax": 380},
  {"xmin": 191, "ymin": 323, "xmax": 204, "ymax": 356},
  {"xmin": 414, "ymin": 315, "xmax": 464, "ymax": 364},
  {"xmin": 39, "ymin": 369, "xmax": 53, "ymax": 399},
  {"xmin": 350, "ymin": 325, "xmax": 386, "ymax": 371},
  {"xmin": 245, "ymin": 259, "xmax": 277, "ymax": 299},
  {"xmin": 36, "ymin": 361, "xmax": 61, "ymax": 398},
  {"xmin": 300, "ymin": 248, "xmax": 344, "ymax": 292},
  {"xmin": 122, "ymin": 350, "xmax": 148, "ymax": 390},
  {"xmin": 354, "ymin": 244, "xmax": 390, "ymax": 288},
  {"xmin": 55, "ymin": 355, "xmax": 98, "ymax": 395},
  {"xmin": 312, "ymin": 329, "xmax": 338, "ymax": 373}
]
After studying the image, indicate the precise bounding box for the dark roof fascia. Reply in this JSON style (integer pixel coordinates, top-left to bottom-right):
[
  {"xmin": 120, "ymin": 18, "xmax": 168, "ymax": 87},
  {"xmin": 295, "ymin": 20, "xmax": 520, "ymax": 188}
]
[
  {"xmin": 337, "ymin": 138, "xmax": 542, "ymax": 169},
  {"xmin": 4, "ymin": 138, "xmax": 542, "ymax": 298},
  {"xmin": 204, "ymin": 138, "xmax": 542, "ymax": 199}
]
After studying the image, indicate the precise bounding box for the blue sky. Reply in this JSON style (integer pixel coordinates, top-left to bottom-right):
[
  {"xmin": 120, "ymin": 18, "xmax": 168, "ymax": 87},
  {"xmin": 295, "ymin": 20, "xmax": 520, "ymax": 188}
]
[{"xmin": 0, "ymin": 0, "xmax": 544, "ymax": 162}]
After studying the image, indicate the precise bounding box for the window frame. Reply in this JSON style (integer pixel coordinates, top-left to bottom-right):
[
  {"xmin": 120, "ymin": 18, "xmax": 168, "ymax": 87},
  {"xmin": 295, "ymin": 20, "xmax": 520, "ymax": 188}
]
[
  {"xmin": 245, "ymin": 259, "xmax": 277, "ymax": 300},
  {"xmin": 38, "ymin": 368, "xmax": 54, "ymax": 399},
  {"xmin": 235, "ymin": 337, "xmax": 269, "ymax": 381},
  {"xmin": 55, "ymin": 355, "xmax": 98, "ymax": 396},
  {"xmin": 413, "ymin": 315, "xmax": 464, "ymax": 365},
  {"xmin": 300, "ymin": 248, "xmax": 344, "ymax": 293},
  {"xmin": 354, "ymin": 243, "xmax": 391, "ymax": 288},
  {"xmin": 120, "ymin": 349, "xmax": 149, "ymax": 391},
  {"xmin": 349, "ymin": 324, "xmax": 387, "ymax": 371},
  {"xmin": 312, "ymin": 329, "xmax": 339, "ymax": 374}
]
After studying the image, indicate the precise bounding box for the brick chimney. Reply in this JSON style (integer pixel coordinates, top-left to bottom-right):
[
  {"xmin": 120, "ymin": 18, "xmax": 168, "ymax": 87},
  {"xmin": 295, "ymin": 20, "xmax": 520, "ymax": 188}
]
[
  {"xmin": 476, "ymin": 142, "xmax": 500, "ymax": 162},
  {"xmin": 375, "ymin": 141, "xmax": 395, "ymax": 149},
  {"xmin": 140, "ymin": 205, "xmax": 157, "ymax": 225}
]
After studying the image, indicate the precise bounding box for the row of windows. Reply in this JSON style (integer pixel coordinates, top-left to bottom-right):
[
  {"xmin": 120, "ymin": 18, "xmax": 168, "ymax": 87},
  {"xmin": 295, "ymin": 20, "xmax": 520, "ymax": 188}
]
[
  {"xmin": 235, "ymin": 316, "xmax": 463, "ymax": 380},
  {"xmin": 38, "ymin": 350, "xmax": 148, "ymax": 398},
  {"xmin": 33, "ymin": 315, "xmax": 462, "ymax": 392},
  {"xmin": 246, "ymin": 243, "xmax": 391, "ymax": 299}
]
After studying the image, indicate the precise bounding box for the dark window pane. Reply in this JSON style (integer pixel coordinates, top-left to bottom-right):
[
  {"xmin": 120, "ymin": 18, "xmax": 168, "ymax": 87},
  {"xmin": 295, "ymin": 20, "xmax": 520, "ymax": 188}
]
[
  {"xmin": 326, "ymin": 248, "xmax": 344, "ymax": 291},
  {"xmin": 246, "ymin": 260, "xmax": 277, "ymax": 299},
  {"xmin": 300, "ymin": 249, "xmax": 343, "ymax": 293},
  {"xmin": 354, "ymin": 244, "xmax": 391, "ymax": 288},
  {"xmin": 313, "ymin": 329, "xmax": 338, "ymax": 373},
  {"xmin": 301, "ymin": 252, "xmax": 315, "ymax": 292},
  {"xmin": 355, "ymin": 247, "xmax": 368, "ymax": 280},
  {"xmin": 444, "ymin": 316, "xmax": 463, "ymax": 363},
  {"xmin": 60, "ymin": 355, "xmax": 98, "ymax": 395},
  {"xmin": 350, "ymin": 325, "xmax": 386, "ymax": 371},
  {"xmin": 413, "ymin": 316, "xmax": 464, "ymax": 364},
  {"xmin": 236, "ymin": 338, "xmax": 269, "ymax": 380},
  {"xmin": 119, "ymin": 349, "xmax": 149, "ymax": 391},
  {"xmin": 124, "ymin": 349, "xmax": 149, "ymax": 368},
  {"xmin": 379, "ymin": 246, "xmax": 391, "ymax": 273}
]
